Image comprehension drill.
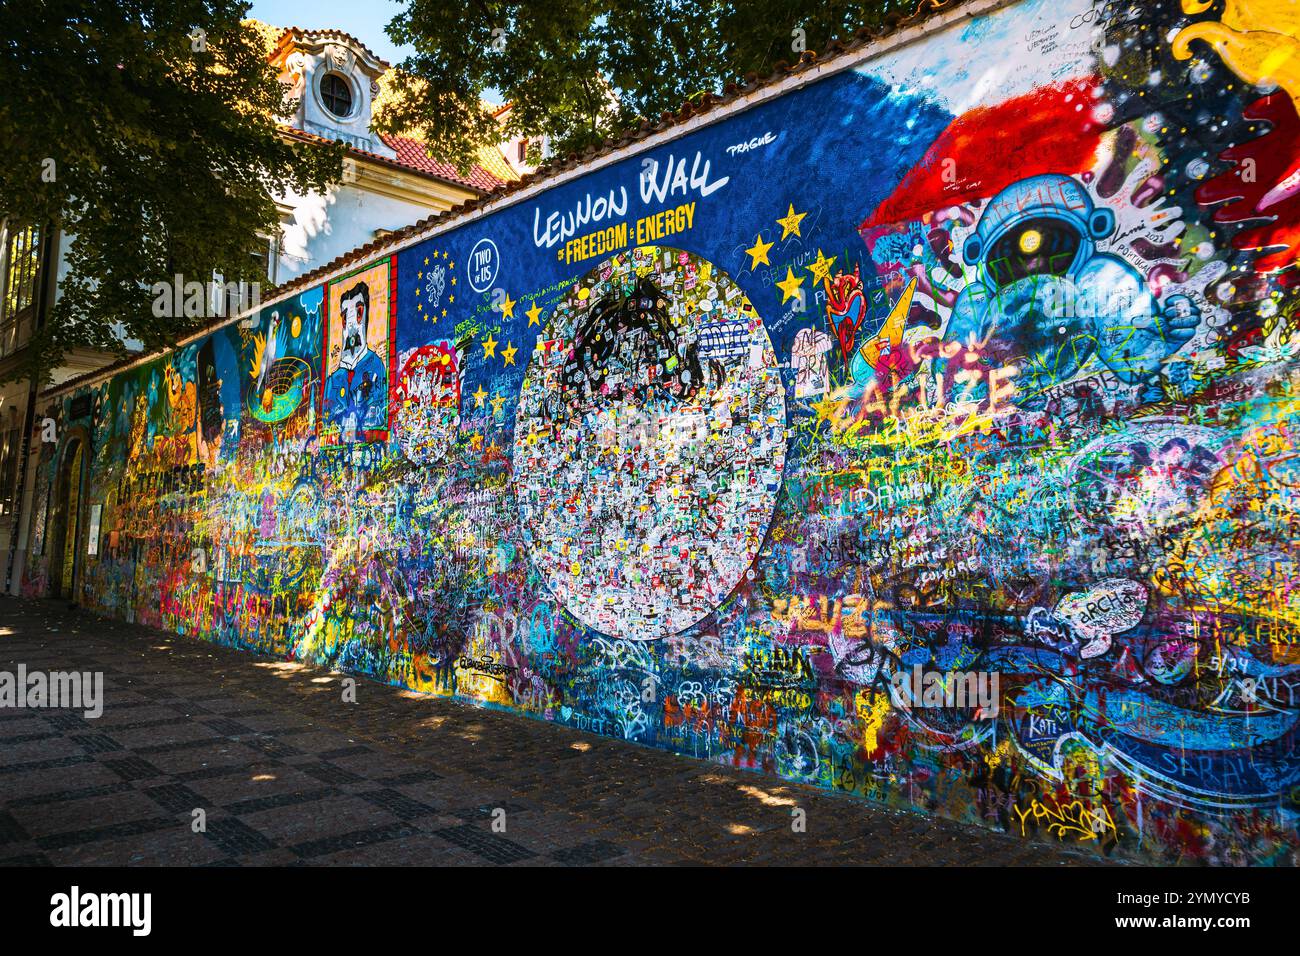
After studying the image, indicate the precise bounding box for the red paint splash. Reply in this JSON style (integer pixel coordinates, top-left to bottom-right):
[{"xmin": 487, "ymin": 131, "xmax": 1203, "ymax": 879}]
[
  {"xmin": 860, "ymin": 77, "xmax": 1106, "ymax": 231},
  {"xmin": 1195, "ymin": 93, "xmax": 1300, "ymax": 286},
  {"xmin": 826, "ymin": 265, "xmax": 866, "ymax": 364}
]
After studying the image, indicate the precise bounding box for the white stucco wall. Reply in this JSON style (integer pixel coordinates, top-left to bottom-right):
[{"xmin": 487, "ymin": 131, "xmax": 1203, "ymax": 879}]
[{"xmin": 275, "ymin": 181, "xmax": 437, "ymax": 284}]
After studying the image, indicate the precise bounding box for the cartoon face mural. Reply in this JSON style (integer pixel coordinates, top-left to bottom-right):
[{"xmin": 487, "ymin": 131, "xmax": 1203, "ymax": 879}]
[
  {"xmin": 322, "ymin": 260, "xmax": 394, "ymax": 441},
  {"xmin": 514, "ymin": 246, "xmax": 786, "ymax": 640},
  {"xmin": 28, "ymin": 0, "xmax": 1300, "ymax": 866}
]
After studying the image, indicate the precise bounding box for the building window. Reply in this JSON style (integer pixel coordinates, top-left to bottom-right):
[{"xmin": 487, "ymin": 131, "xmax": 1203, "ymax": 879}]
[
  {"xmin": 249, "ymin": 234, "xmax": 275, "ymax": 284},
  {"xmin": 0, "ymin": 223, "xmax": 42, "ymax": 357},
  {"xmin": 518, "ymin": 140, "xmax": 527, "ymax": 163},
  {"xmin": 320, "ymin": 73, "xmax": 353, "ymax": 119},
  {"xmin": 2, "ymin": 223, "xmax": 41, "ymax": 322},
  {"xmin": 211, "ymin": 236, "xmax": 274, "ymax": 318}
]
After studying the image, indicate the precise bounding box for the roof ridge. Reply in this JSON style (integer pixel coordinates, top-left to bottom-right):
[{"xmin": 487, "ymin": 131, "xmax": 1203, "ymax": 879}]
[{"xmin": 271, "ymin": 26, "xmax": 391, "ymax": 70}]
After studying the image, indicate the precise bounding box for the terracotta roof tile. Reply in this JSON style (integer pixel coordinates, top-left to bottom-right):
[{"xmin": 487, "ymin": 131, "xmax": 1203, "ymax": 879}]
[
  {"xmin": 380, "ymin": 133, "xmax": 511, "ymax": 192},
  {"xmin": 276, "ymin": 125, "xmax": 507, "ymax": 195},
  {"xmin": 473, "ymin": 140, "xmax": 522, "ymax": 184}
]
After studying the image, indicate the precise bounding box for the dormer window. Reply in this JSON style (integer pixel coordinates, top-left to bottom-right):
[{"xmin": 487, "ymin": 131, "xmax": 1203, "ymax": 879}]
[
  {"xmin": 320, "ymin": 73, "xmax": 354, "ymax": 119},
  {"xmin": 275, "ymin": 31, "xmax": 395, "ymax": 158}
]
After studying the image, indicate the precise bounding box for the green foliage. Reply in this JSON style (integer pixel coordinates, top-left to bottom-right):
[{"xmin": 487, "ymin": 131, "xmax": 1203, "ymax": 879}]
[
  {"xmin": 0, "ymin": 0, "xmax": 343, "ymax": 383},
  {"xmin": 380, "ymin": 0, "xmax": 909, "ymax": 170}
]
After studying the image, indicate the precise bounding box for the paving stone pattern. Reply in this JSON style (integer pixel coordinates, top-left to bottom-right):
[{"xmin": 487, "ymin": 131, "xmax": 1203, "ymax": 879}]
[{"xmin": 0, "ymin": 599, "xmax": 1112, "ymax": 866}]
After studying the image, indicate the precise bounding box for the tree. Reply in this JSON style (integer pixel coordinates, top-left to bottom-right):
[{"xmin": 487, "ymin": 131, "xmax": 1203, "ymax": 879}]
[
  {"xmin": 379, "ymin": 0, "xmax": 908, "ymax": 171},
  {"xmin": 0, "ymin": 0, "xmax": 343, "ymax": 382}
]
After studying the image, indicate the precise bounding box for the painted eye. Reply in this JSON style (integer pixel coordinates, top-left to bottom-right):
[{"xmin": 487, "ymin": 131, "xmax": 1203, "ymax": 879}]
[{"xmin": 1019, "ymin": 229, "xmax": 1043, "ymax": 254}]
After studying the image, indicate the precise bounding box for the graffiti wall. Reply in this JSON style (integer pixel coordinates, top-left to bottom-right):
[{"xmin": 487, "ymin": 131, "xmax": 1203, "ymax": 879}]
[{"xmin": 28, "ymin": 0, "xmax": 1300, "ymax": 864}]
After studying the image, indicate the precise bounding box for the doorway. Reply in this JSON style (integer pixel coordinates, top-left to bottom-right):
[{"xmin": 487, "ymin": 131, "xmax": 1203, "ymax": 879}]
[{"xmin": 47, "ymin": 436, "xmax": 85, "ymax": 600}]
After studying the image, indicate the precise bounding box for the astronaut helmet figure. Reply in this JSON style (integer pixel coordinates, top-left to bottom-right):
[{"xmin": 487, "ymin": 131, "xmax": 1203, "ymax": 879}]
[
  {"xmin": 960, "ymin": 173, "xmax": 1117, "ymax": 289},
  {"xmin": 949, "ymin": 173, "xmax": 1177, "ymax": 400}
]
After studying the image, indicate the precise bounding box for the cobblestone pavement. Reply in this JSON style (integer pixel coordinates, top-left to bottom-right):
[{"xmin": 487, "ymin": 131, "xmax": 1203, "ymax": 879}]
[{"xmin": 0, "ymin": 598, "xmax": 1110, "ymax": 866}]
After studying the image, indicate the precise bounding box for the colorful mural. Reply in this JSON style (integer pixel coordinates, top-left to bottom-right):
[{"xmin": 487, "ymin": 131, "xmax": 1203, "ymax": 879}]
[{"xmin": 27, "ymin": 0, "xmax": 1300, "ymax": 864}]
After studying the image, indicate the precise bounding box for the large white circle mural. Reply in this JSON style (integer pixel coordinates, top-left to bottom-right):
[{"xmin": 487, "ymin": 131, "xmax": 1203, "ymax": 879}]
[{"xmin": 513, "ymin": 245, "xmax": 787, "ymax": 641}]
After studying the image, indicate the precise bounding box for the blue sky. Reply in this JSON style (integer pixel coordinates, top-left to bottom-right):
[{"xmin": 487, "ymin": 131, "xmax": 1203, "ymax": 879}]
[
  {"xmin": 248, "ymin": 0, "xmax": 414, "ymax": 66},
  {"xmin": 247, "ymin": 0, "xmax": 503, "ymax": 104}
]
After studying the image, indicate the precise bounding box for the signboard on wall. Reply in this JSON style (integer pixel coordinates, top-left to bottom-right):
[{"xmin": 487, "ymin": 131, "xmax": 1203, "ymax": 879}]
[{"xmin": 87, "ymin": 503, "xmax": 101, "ymax": 556}]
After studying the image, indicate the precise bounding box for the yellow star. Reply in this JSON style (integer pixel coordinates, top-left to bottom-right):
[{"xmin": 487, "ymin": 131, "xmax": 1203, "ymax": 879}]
[
  {"xmin": 812, "ymin": 395, "xmax": 842, "ymax": 429},
  {"xmin": 806, "ymin": 249, "xmax": 837, "ymax": 284},
  {"xmin": 449, "ymin": 294, "xmax": 454, "ymax": 303},
  {"xmin": 500, "ymin": 293, "xmax": 516, "ymax": 320},
  {"xmin": 502, "ymin": 341, "xmax": 518, "ymax": 366},
  {"xmin": 423, "ymin": 257, "xmax": 429, "ymax": 266},
  {"xmin": 482, "ymin": 333, "xmax": 497, "ymax": 358},
  {"xmin": 490, "ymin": 393, "xmax": 506, "ymax": 416},
  {"xmin": 417, "ymin": 271, "xmax": 423, "ymax": 279},
  {"xmin": 776, "ymin": 203, "xmax": 807, "ymax": 240},
  {"xmin": 776, "ymin": 267, "xmax": 805, "ymax": 303},
  {"xmin": 745, "ymin": 233, "xmax": 774, "ymax": 269},
  {"xmin": 451, "ymin": 276, "xmax": 456, "ymax": 285},
  {"xmin": 441, "ymin": 309, "xmax": 447, "ymax": 317},
  {"xmin": 468, "ymin": 432, "xmax": 483, "ymax": 450},
  {"xmin": 472, "ymin": 384, "xmax": 487, "ymax": 407},
  {"xmin": 525, "ymin": 302, "xmax": 543, "ymax": 327}
]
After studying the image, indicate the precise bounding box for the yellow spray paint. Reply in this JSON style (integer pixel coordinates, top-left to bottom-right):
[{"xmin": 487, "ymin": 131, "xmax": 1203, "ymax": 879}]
[{"xmin": 1173, "ymin": 0, "xmax": 1300, "ymax": 113}]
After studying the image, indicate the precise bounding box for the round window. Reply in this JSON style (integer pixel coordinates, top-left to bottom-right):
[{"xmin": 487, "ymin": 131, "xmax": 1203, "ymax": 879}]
[{"xmin": 320, "ymin": 73, "xmax": 353, "ymax": 119}]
